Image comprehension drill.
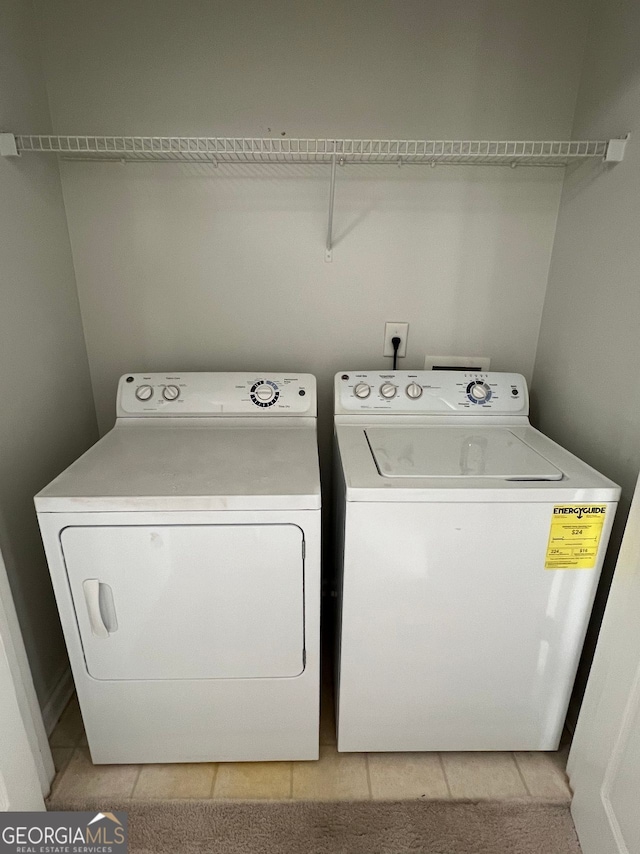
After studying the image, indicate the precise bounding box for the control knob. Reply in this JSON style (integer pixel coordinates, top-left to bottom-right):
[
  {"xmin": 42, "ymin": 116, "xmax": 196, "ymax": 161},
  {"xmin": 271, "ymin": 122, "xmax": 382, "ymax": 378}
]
[
  {"xmin": 406, "ymin": 382, "xmax": 423, "ymax": 399},
  {"xmin": 353, "ymin": 382, "xmax": 371, "ymax": 399},
  {"xmin": 470, "ymin": 383, "xmax": 488, "ymax": 401},
  {"xmin": 135, "ymin": 385, "xmax": 153, "ymax": 401},
  {"xmin": 254, "ymin": 384, "xmax": 275, "ymax": 402},
  {"xmin": 380, "ymin": 382, "xmax": 397, "ymax": 399},
  {"xmin": 162, "ymin": 385, "xmax": 180, "ymax": 401}
]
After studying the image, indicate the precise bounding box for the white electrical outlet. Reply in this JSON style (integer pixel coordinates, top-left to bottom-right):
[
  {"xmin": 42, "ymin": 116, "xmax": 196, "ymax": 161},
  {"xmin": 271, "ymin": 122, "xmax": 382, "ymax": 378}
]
[{"xmin": 383, "ymin": 322, "xmax": 409, "ymax": 358}]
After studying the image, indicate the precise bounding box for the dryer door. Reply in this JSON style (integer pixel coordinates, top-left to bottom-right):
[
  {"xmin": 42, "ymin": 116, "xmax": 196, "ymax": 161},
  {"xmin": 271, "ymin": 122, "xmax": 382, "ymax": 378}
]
[{"xmin": 61, "ymin": 524, "xmax": 305, "ymax": 680}]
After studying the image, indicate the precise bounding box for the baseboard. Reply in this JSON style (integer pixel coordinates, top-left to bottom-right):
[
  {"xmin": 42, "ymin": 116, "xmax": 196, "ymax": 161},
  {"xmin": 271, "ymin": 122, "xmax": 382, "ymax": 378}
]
[{"xmin": 41, "ymin": 666, "xmax": 74, "ymax": 736}]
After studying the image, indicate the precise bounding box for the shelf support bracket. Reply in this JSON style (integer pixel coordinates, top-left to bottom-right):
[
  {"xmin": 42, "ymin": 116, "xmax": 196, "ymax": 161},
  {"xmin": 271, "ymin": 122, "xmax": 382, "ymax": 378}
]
[
  {"xmin": 325, "ymin": 154, "xmax": 337, "ymax": 262},
  {"xmin": 0, "ymin": 133, "xmax": 19, "ymax": 157},
  {"xmin": 605, "ymin": 133, "xmax": 630, "ymax": 163}
]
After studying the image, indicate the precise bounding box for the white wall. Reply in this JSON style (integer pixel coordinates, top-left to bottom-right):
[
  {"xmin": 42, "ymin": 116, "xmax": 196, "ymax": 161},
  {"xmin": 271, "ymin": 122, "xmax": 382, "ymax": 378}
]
[
  {"xmin": 531, "ymin": 0, "xmax": 640, "ymax": 720},
  {"xmin": 34, "ymin": 0, "xmax": 589, "ymax": 436},
  {"xmin": 0, "ymin": 0, "xmax": 97, "ymax": 713}
]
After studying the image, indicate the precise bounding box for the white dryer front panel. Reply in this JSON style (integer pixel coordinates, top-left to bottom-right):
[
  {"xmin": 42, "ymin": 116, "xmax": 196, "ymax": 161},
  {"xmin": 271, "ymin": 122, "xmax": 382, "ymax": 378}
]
[{"xmin": 61, "ymin": 524, "xmax": 304, "ymax": 681}]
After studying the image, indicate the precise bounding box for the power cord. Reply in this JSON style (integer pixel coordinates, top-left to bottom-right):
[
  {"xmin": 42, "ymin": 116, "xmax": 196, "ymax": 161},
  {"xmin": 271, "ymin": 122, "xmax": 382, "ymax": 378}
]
[{"xmin": 392, "ymin": 336, "xmax": 401, "ymax": 370}]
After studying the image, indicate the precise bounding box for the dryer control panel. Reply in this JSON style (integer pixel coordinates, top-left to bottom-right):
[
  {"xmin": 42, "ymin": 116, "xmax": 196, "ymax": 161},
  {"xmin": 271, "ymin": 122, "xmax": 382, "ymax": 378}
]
[
  {"xmin": 117, "ymin": 373, "xmax": 316, "ymax": 417},
  {"xmin": 335, "ymin": 371, "xmax": 528, "ymax": 415}
]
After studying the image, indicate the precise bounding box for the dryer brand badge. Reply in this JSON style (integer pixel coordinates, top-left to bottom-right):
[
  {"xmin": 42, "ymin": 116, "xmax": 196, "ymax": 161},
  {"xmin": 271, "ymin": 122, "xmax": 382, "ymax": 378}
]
[{"xmin": 545, "ymin": 504, "xmax": 607, "ymax": 570}]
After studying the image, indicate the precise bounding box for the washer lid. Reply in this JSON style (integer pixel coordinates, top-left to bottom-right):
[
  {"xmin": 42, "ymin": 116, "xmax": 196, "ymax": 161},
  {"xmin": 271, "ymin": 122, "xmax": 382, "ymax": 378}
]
[{"xmin": 365, "ymin": 427, "xmax": 563, "ymax": 480}]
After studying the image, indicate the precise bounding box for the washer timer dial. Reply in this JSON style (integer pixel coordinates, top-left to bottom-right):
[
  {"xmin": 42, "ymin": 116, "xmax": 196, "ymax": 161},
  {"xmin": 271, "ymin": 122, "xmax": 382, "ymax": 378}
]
[
  {"xmin": 250, "ymin": 380, "xmax": 280, "ymax": 407},
  {"xmin": 466, "ymin": 381, "xmax": 492, "ymax": 404}
]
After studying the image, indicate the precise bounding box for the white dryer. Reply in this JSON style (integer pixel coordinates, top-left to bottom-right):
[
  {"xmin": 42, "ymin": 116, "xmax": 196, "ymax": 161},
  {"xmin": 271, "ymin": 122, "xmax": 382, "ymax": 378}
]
[
  {"xmin": 36, "ymin": 372, "xmax": 320, "ymax": 764},
  {"xmin": 334, "ymin": 370, "xmax": 620, "ymax": 752}
]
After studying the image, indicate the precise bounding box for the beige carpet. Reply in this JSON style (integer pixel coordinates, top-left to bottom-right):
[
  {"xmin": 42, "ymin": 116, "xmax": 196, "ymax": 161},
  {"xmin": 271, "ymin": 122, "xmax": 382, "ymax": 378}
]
[{"xmin": 49, "ymin": 798, "xmax": 581, "ymax": 853}]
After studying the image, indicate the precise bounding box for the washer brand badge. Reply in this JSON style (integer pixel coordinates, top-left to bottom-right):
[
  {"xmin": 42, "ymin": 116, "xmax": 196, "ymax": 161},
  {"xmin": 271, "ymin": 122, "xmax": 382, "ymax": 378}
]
[
  {"xmin": 553, "ymin": 505, "xmax": 606, "ymax": 520},
  {"xmin": 0, "ymin": 811, "xmax": 127, "ymax": 854}
]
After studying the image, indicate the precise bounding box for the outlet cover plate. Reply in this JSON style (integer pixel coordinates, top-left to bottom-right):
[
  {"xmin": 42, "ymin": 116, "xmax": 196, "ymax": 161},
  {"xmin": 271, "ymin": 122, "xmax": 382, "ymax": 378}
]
[{"xmin": 383, "ymin": 322, "xmax": 409, "ymax": 357}]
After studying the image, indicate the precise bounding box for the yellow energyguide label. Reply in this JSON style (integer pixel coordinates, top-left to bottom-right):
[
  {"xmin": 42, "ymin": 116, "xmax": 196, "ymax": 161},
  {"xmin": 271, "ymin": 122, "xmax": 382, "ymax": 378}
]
[{"xmin": 545, "ymin": 504, "xmax": 606, "ymax": 569}]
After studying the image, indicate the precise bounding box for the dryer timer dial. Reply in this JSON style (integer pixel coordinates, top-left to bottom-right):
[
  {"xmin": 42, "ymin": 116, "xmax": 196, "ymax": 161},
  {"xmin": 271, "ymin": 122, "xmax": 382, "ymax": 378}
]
[{"xmin": 250, "ymin": 380, "xmax": 280, "ymax": 407}]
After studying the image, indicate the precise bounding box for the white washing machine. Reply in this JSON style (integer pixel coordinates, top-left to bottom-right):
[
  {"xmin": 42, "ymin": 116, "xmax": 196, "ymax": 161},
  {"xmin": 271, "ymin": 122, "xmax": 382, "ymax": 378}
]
[
  {"xmin": 36, "ymin": 372, "xmax": 320, "ymax": 764},
  {"xmin": 334, "ymin": 370, "xmax": 620, "ymax": 752}
]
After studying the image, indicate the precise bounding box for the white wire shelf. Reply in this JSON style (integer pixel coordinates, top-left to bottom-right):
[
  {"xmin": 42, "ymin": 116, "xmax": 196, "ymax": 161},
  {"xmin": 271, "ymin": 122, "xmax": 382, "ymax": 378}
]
[
  {"xmin": 1, "ymin": 132, "xmax": 627, "ymax": 262},
  {"xmin": 3, "ymin": 135, "xmax": 623, "ymax": 166}
]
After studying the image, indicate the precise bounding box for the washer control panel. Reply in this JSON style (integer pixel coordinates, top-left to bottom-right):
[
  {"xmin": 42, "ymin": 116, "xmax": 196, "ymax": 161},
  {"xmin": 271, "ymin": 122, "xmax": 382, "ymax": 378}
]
[
  {"xmin": 118, "ymin": 373, "xmax": 316, "ymax": 417},
  {"xmin": 336, "ymin": 371, "xmax": 528, "ymax": 415}
]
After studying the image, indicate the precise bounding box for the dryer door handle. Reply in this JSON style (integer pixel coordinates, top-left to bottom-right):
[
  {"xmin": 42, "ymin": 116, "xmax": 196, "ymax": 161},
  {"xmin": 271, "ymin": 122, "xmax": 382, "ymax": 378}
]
[{"xmin": 83, "ymin": 579, "xmax": 113, "ymax": 639}]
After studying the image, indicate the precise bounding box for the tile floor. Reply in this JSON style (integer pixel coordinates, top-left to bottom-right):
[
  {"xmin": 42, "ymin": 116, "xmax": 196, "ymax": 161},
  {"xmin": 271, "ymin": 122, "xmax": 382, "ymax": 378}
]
[{"xmin": 49, "ymin": 689, "xmax": 572, "ymax": 804}]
